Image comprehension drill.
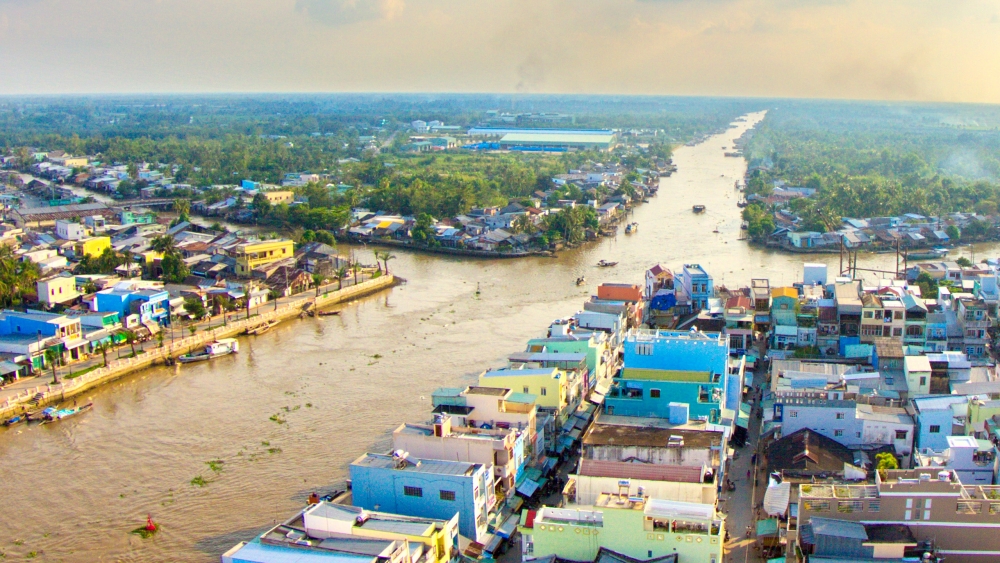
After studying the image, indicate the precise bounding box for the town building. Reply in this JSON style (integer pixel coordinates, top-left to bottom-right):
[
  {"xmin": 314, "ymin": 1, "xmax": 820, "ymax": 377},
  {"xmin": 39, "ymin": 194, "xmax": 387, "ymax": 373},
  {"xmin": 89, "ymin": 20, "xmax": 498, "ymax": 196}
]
[
  {"xmin": 796, "ymin": 468, "xmax": 1000, "ymax": 562},
  {"xmin": 349, "ymin": 453, "xmax": 494, "ymax": 542},
  {"xmin": 431, "ymin": 386, "xmax": 539, "ymax": 457},
  {"xmin": 37, "ymin": 274, "xmax": 80, "ymax": 306},
  {"xmin": 521, "ymin": 495, "xmax": 725, "ymax": 563},
  {"xmin": 392, "ymin": 416, "xmax": 527, "ymax": 497},
  {"xmin": 74, "ymin": 236, "xmax": 111, "ymax": 258},
  {"xmin": 677, "ymin": 264, "xmax": 713, "ymax": 311},
  {"xmin": 231, "ymin": 239, "xmax": 295, "ymax": 277}
]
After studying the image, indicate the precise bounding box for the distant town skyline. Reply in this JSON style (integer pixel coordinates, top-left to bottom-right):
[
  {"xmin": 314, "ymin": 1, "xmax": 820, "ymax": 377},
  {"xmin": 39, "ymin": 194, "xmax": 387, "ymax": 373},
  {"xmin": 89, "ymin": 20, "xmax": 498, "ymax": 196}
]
[{"xmin": 1, "ymin": 0, "xmax": 999, "ymax": 103}]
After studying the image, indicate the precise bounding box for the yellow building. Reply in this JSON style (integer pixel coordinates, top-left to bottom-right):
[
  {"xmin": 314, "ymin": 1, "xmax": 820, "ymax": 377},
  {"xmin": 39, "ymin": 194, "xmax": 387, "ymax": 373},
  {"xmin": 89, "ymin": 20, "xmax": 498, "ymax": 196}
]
[
  {"xmin": 74, "ymin": 236, "xmax": 111, "ymax": 258},
  {"xmin": 231, "ymin": 239, "xmax": 294, "ymax": 276},
  {"xmin": 301, "ymin": 502, "xmax": 458, "ymax": 563},
  {"xmin": 262, "ymin": 190, "xmax": 294, "ymax": 205}
]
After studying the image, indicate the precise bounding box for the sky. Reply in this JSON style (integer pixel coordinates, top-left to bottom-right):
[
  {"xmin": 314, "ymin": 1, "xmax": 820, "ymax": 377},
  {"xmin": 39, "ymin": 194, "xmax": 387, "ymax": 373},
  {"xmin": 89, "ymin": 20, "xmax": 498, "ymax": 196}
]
[{"xmin": 1, "ymin": 0, "xmax": 1000, "ymax": 103}]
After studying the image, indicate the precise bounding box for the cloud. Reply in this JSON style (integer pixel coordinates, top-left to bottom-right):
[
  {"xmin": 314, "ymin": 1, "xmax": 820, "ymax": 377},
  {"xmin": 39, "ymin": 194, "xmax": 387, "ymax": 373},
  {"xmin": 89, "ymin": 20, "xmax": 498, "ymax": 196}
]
[{"xmin": 295, "ymin": 0, "xmax": 404, "ymax": 26}]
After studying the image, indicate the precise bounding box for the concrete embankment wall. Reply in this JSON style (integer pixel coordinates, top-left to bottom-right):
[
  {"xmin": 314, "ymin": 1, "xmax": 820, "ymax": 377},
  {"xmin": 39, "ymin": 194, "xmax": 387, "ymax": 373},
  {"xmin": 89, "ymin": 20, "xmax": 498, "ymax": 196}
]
[{"xmin": 0, "ymin": 274, "xmax": 396, "ymax": 419}]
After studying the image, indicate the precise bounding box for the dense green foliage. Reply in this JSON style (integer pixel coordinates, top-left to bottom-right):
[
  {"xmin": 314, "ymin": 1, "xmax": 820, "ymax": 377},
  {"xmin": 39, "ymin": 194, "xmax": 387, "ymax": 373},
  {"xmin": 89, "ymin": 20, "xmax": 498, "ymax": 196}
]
[
  {"xmin": 744, "ymin": 101, "xmax": 1000, "ymax": 230},
  {"xmin": 0, "ymin": 246, "xmax": 40, "ymax": 307}
]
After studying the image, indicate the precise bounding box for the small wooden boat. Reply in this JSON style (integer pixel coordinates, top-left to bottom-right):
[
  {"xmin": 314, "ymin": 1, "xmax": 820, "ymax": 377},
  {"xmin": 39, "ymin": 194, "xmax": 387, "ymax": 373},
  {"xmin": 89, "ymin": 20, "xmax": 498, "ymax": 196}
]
[
  {"xmin": 178, "ymin": 338, "xmax": 240, "ymax": 363},
  {"xmin": 693, "ymin": 205, "xmax": 706, "ymax": 213},
  {"xmin": 597, "ymin": 260, "xmax": 618, "ymax": 268},
  {"xmin": 713, "ymin": 227, "xmax": 720, "ymax": 234},
  {"xmin": 3, "ymin": 413, "xmax": 26, "ymax": 427},
  {"xmin": 907, "ymin": 248, "xmax": 949, "ymax": 260},
  {"xmin": 40, "ymin": 402, "xmax": 93, "ymax": 424},
  {"xmin": 317, "ymin": 310, "xmax": 341, "ymax": 317},
  {"xmin": 625, "ymin": 223, "xmax": 634, "ymax": 234},
  {"xmin": 246, "ymin": 320, "xmax": 277, "ymax": 336},
  {"xmin": 575, "ymin": 276, "xmax": 586, "ymax": 286}
]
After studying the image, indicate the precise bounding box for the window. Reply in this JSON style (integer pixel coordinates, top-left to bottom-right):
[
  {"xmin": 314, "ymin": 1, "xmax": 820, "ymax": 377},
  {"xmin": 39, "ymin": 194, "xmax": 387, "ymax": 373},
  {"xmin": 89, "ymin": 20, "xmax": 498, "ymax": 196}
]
[
  {"xmin": 403, "ymin": 486, "xmax": 423, "ymax": 497},
  {"xmin": 894, "ymin": 311, "xmax": 903, "ymax": 320},
  {"xmin": 838, "ymin": 500, "xmax": 863, "ymax": 513},
  {"xmin": 867, "ymin": 500, "xmax": 880, "ymax": 512},
  {"xmin": 885, "ymin": 376, "xmax": 894, "ymax": 385},
  {"xmin": 957, "ymin": 501, "xmax": 983, "ymax": 515},
  {"xmin": 789, "ymin": 410, "xmax": 798, "ymax": 418},
  {"xmin": 929, "ymin": 425, "xmax": 941, "ymax": 433},
  {"xmin": 523, "ymin": 386, "xmax": 530, "ymax": 394},
  {"xmin": 863, "ymin": 311, "xmax": 874, "ymax": 319},
  {"xmin": 540, "ymin": 387, "xmax": 547, "ymax": 396},
  {"xmin": 856, "ymin": 432, "xmax": 862, "ymax": 438},
  {"xmin": 919, "ymin": 377, "xmax": 927, "ymax": 386},
  {"xmin": 893, "ymin": 328, "xmax": 902, "ymax": 337},
  {"xmin": 440, "ymin": 490, "xmax": 456, "ymax": 501},
  {"xmin": 650, "ymin": 389, "xmax": 661, "ymax": 399},
  {"xmin": 636, "ymin": 343, "xmax": 653, "ymax": 355},
  {"xmin": 834, "ymin": 430, "xmax": 844, "ymax": 437},
  {"xmin": 895, "ymin": 430, "xmax": 908, "ymax": 440},
  {"xmin": 835, "ymin": 412, "xmax": 845, "ymax": 420}
]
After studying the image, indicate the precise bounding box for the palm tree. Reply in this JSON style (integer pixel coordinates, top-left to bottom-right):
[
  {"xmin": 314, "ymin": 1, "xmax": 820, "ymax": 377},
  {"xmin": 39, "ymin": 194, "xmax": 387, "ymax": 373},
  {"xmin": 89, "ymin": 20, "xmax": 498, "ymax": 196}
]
[
  {"xmin": 372, "ymin": 250, "xmax": 384, "ymax": 274},
  {"xmin": 381, "ymin": 252, "xmax": 396, "ymax": 274},
  {"xmin": 150, "ymin": 235, "xmax": 176, "ymax": 256},
  {"xmin": 334, "ymin": 265, "xmax": 349, "ymax": 290},
  {"xmin": 44, "ymin": 348, "xmax": 59, "ymax": 384},
  {"xmin": 173, "ymin": 198, "xmax": 191, "ymax": 220},
  {"xmin": 312, "ymin": 273, "xmax": 325, "ymax": 296},
  {"xmin": 96, "ymin": 341, "xmax": 111, "ymax": 367},
  {"xmin": 121, "ymin": 251, "xmax": 135, "ymax": 278},
  {"xmin": 120, "ymin": 329, "xmax": 139, "ymax": 357}
]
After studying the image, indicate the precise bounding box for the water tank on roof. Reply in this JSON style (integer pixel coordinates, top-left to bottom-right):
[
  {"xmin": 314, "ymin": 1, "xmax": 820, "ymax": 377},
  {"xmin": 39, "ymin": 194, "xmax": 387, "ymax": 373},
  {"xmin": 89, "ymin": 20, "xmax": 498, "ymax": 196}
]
[
  {"xmin": 668, "ymin": 402, "xmax": 689, "ymax": 425},
  {"xmin": 938, "ymin": 470, "xmax": 951, "ymax": 481}
]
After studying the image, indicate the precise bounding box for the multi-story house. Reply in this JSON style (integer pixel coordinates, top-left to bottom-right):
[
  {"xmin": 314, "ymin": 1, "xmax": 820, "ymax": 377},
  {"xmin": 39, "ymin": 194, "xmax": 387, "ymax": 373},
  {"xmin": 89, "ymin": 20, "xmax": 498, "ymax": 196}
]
[
  {"xmin": 816, "ymin": 298, "xmax": 839, "ymax": 356},
  {"xmin": 912, "ymin": 395, "xmax": 969, "ymax": 452},
  {"xmin": 835, "ymin": 280, "xmax": 862, "ymax": 351},
  {"xmin": 230, "ymin": 239, "xmax": 295, "ymax": 277},
  {"xmin": 478, "ymin": 366, "xmax": 579, "ymax": 426},
  {"xmin": 431, "ymin": 386, "xmax": 539, "ymax": 456},
  {"xmin": 350, "ymin": 453, "xmax": 494, "ymax": 543},
  {"xmin": 955, "ymin": 296, "xmax": 989, "ymax": 359},
  {"xmin": 914, "ymin": 435, "xmax": 998, "ymax": 486},
  {"xmin": 678, "ymin": 264, "xmax": 713, "ymax": 311},
  {"xmin": 797, "ymin": 468, "xmax": 1000, "ymax": 562},
  {"xmin": 751, "ymin": 278, "xmax": 772, "ymax": 333},
  {"xmin": 860, "ymin": 293, "xmax": 906, "ymax": 343},
  {"xmin": 604, "ymin": 330, "xmax": 733, "ymax": 422},
  {"xmin": 775, "ymin": 397, "xmax": 915, "ymax": 465},
  {"xmin": 0, "ymin": 309, "xmax": 87, "ymax": 366},
  {"xmin": 520, "ymin": 495, "xmax": 725, "ymax": 563},
  {"xmin": 723, "ymin": 294, "xmax": 753, "ymax": 354},
  {"xmin": 525, "ymin": 332, "xmax": 615, "ymax": 386},
  {"xmin": 902, "ymin": 293, "xmax": 928, "ymax": 349},
  {"xmin": 392, "ymin": 416, "xmax": 527, "ymax": 499},
  {"xmin": 770, "ymin": 287, "xmax": 798, "ymax": 327}
]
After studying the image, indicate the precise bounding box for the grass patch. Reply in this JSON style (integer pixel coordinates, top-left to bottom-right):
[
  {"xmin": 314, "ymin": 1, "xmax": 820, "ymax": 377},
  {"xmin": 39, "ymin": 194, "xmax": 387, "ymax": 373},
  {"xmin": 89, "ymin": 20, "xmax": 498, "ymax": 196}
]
[
  {"xmin": 190, "ymin": 475, "xmax": 207, "ymax": 487},
  {"xmin": 65, "ymin": 364, "xmax": 101, "ymax": 380},
  {"xmin": 206, "ymin": 460, "xmax": 224, "ymax": 473},
  {"xmin": 269, "ymin": 414, "xmax": 286, "ymax": 424}
]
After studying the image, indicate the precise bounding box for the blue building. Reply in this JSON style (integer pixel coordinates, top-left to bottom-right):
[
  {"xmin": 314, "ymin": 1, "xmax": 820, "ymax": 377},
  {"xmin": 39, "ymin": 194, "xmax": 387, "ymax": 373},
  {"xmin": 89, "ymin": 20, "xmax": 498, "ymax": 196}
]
[
  {"xmin": 95, "ymin": 282, "xmax": 170, "ymax": 326},
  {"xmin": 604, "ymin": 330, "xmax": 732, "ymax": 422},
  {"xmin": 679, "ymin": 264, "xmax": 713, "ymax": 311},
  {"xmin": 350, "ymin": 453, "xmax": 493, "ymax": 542},
  {"xmin": 912, "ymin": 395, "xmax": 969, "ymax": 452},
  {"xmin": 0, "ymin": 309, "xmax": 87, "ymax": 364}
]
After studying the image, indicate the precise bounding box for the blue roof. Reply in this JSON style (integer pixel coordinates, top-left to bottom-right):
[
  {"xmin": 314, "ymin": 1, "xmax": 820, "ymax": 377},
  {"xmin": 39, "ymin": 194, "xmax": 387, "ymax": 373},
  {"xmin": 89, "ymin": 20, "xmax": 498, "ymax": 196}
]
[
  {"xmin": 352, "ymin": 453, "xmax": 481, "ymax": 476},
  {"xmin": 227, "ymin": 539, "xmax": 374, "ymax": 563}
]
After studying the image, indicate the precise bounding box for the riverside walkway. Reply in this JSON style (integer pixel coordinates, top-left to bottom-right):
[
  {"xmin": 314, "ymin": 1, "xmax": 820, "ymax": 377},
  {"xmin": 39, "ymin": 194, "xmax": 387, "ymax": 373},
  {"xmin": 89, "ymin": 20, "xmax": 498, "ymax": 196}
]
[{"xmin": 0, "ymin": 273, "xmax": 396, "ymax": 418}]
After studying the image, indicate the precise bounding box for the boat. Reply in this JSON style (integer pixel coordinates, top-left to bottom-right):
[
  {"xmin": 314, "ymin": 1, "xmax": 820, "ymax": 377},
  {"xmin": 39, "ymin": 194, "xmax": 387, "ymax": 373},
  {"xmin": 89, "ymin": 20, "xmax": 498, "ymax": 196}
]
[
  {"xmin": 3, "ymin": 413, "xmax": 26, "ymax": 427},
  {"xmin": 178, "ymin": 338, "xmax": 240, "ymax": 363},
  {"xmin": 625, "ymin": 223, "xmax": 634, "ymax": 234},
  {"xmin": 597, "ymin": 260, "xmax": 618, "ymax": 268},
  {"xmin": 40, "ymin": 402, "xmax": 93, "ymax": 424},
  {"xmin": 317, "ymin": 310, "xmax": 341, "ymax": 317},
  {"xmin": 693, "ymin": 205, "xmax": 706, "ymax": 213},
  {"xmin": 575, "ymin": 276, "xmax": 586, "ymax": 286},
  {"xmin": 246, "ymin": 320, "xmax": 277, "ymax": 336},
  {"xmin": 713, "ymin": 227, "xmax": 720, "ymax": 233},
  {"xmin": 907, "ymin": 248, "xmax": 949, "ymax": 261}
]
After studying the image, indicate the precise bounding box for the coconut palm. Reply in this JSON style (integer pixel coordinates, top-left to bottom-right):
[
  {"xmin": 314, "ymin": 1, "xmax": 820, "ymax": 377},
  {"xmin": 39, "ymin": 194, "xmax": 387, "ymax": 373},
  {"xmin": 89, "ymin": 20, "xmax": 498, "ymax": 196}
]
[
  {"xmin": 96, "ymin": 340, "xmax": 111, "ymax": 366},
  {"xmin": 120, "ymin": 329, "xmax": 139, "ymax": 357},
  {"xmin": 334, "ymin": 265, "xmax": 349, "ymax": 290},
  {"xmin": 381, "ymin": 252, "xmax": 396, "ymax": 274},
  {"xmin": 44, "ymin": 348, "xmax": 59, "ymax": 384},
  {"xmin": 312, "ymin": 273, "xmax": 325, "ymax": 296},
  {"xmin": 150, "ymin": 235, "xmax": 177, "ymax": 256}
]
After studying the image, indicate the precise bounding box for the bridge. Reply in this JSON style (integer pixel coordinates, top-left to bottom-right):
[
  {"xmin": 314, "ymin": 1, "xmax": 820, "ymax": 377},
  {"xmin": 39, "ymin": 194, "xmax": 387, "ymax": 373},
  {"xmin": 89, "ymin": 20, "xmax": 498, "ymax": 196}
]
[{"xmin": 114, "ymin": 198, "xmax": 177, "ymax": 209}]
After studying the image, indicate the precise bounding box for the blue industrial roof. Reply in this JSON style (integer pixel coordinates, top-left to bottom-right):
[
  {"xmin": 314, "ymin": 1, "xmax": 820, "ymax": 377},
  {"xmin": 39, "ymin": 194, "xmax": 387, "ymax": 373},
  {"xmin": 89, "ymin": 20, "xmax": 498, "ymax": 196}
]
[
  {"xmin": 352, "ymin": 453, "xmax": 481, "ymax": 476},
  {"xmin": 227, "ymin": 539, "xmax": 373, "ymax": 563}
]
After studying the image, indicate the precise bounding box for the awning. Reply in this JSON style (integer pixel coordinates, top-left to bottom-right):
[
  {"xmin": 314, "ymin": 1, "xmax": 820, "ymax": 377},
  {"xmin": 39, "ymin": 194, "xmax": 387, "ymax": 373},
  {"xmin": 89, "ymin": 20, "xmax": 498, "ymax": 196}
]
[
  {"xmin": 483, "ymin": 532, "xmax": 503, "ymax": 555},
  {"xmin": 625, "ymin": 381, "xmax": 643, "ymax": 390},
  {"xmin": 588, "ymin": 392, "xmax": 606, "ymax": 405},
  {"xmin": 569, "ymin": 428, "xmax": 583, "ymax": 440},
  {"xmin": 62, "ymin": 338, "xmax": 89, "ymax": 351},
  {"xmin": 763, "ymin": 481, "xmax": 791, "ymax": 516},
  {"xmin": 0, "ymin": 360, "xmax": 21, "ymax": 375},
  {"xmin": 756, "ymin": 518, "xmax": 779, "ymax": 537},
  {"xmin": 541, "ymin": 456, "xmax": 558, "ymax": 473},
  {"xmin": 496, "ymin": 514, "xmax": 519, "ymax": 539},
  {"xmin": 143, "ymin": 320, "xmax": 161, "ymax": 335},
  {"xmin": 516, "ymin": 478, "xmax": 541, "ymax": 498}
]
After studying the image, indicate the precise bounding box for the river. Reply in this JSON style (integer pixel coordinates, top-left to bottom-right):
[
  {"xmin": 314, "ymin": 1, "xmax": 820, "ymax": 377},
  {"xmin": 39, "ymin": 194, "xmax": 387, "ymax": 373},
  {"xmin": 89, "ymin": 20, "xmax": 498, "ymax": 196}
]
[{"xmin": 1, "ymin": 111, "xmax": 998, "ymax": 562}]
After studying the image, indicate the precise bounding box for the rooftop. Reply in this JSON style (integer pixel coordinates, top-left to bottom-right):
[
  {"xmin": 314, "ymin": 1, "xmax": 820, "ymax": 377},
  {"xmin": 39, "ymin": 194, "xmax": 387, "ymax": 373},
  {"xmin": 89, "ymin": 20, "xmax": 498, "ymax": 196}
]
[
  {"xmin": 582, "ymin": 422, "xmax": 722, "ymax": 449},
  {"xmin": 351, "ymin": 453, "xmax": 482, "ymax": 477}
]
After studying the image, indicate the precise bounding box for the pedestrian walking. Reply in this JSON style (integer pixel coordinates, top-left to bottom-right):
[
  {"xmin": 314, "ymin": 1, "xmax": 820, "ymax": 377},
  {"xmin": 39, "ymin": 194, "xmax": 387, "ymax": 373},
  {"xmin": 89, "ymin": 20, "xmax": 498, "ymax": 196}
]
[{"xmin": 746, "ymin": 469, "xmax": 751, "ymax": 479}]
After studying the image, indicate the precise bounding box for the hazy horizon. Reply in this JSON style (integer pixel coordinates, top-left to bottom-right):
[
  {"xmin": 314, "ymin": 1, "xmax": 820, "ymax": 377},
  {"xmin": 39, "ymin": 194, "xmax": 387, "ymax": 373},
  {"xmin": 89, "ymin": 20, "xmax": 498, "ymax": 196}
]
[{"xmin": 2, "ymin": 0, "xmax": 1000, "ymax": 103}]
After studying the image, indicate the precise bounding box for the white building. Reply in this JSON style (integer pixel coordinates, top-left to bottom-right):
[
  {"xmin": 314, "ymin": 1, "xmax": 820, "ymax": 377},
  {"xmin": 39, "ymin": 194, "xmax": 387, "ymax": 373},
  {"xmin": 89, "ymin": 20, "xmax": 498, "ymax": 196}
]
[{"xmin": 55, "ymin": 220, "xmax": 86, "ymax": 241}]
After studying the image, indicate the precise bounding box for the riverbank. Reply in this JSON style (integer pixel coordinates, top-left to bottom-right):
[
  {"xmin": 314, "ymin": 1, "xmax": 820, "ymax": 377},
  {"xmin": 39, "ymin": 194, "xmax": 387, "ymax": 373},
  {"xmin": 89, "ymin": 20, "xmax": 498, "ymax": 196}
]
[{"xmin": 0, "ymin": 274, "xmax": 397, "ymax": 420}]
